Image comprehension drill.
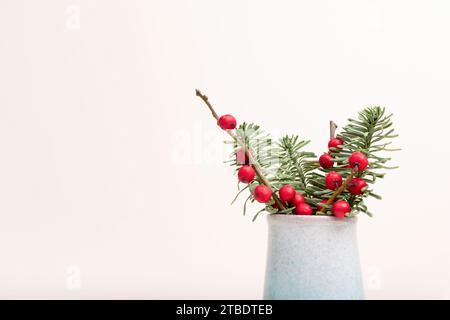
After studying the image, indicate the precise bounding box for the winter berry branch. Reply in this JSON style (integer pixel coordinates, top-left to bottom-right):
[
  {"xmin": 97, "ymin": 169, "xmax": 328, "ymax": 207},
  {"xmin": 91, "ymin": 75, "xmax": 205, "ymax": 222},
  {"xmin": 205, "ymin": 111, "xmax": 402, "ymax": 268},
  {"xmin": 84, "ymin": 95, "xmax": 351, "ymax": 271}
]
[
  {"xmin": 195, "ymin": 89, "xmax": 286, "ymax": 211},
  {"xmin": 195, "ymin": 90, "xmax": 399, "ymax": 220},
  {"xmin": 319, "ymin": 169, "xmax": 354, "ymax": 213}
]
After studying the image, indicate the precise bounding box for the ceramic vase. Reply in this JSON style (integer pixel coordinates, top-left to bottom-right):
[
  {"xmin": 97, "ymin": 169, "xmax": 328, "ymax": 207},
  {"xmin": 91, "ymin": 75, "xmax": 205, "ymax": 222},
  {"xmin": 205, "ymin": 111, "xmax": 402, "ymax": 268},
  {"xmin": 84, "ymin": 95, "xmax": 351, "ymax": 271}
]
[{"xmin": 263, "ymin": 214, "xmax": 364, "ymax": 300}]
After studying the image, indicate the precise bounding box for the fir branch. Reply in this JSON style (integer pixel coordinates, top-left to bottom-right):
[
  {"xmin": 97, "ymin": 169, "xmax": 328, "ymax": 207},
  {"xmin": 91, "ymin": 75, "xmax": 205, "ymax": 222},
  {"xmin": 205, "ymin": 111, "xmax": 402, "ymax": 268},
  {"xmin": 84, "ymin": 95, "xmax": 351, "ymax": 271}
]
[
  {"xmin": 334, "ymin": 106, "xmax": 399, "ymax": 214},
  {"xmin": 275, "ymin": 135, "xmax": 317, "ymax": 193}
]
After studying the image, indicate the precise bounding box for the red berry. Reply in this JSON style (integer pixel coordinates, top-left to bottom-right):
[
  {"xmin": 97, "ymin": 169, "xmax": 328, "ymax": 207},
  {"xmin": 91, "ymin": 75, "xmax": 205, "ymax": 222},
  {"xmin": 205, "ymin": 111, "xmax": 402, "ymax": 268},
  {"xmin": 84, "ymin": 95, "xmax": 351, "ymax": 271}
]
[
  {"xmin": 328, "ymin": 138, "xmax": 344, "ymax": 151},
  {"xmin": 254, "ymin": 185, "xmax": 272, "ymax": 203},
  {"xmin": 279, "ymin": 184, "xmax": 296, "ymax": 202},
  {"xmin": 347, "ymin": 177, "xmax": 368, "ymax": 195},
  {"xmin": 332, "ymin": 200, "xmax": 351, "ymax": 218},
  {"xmin": 236, "ymin": 148, "xmax": 251, "ymax": 165},
  {"xmin": 317, "ymin": 199, "xmax": 329, "ymax": 211},
  {"xmin": 218, "ymin": 114, "xmax": 237, "ymax": 130},
  {"xmin": 319, "ymin": 153, "xmax": 334, "ymax": 169},
  {"xmin": 290, "ymin": 192, "xmax": 305, "ymax": 207},
  {"xmin": 348, "ymin": 152, "xmax": 369, "ymax": 172},
  {"xmin": 295, "ymin": 203, "xmax": 313, "ymax": 215},
  {"xmin": 325, "ymin": 171, "xmax": 343, "ymax": 190},
  {"xmin": 238, "ymin": 165, "xmax": 255, "ymax": 184}
]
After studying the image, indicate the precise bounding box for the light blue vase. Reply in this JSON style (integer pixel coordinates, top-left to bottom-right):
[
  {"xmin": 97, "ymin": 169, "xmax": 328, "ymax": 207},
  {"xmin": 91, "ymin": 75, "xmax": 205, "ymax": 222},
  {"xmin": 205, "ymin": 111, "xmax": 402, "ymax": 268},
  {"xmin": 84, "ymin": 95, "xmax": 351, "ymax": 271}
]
[{"xmin": 263, "ymin": 214, "xmax": 364, "ymax": 300}]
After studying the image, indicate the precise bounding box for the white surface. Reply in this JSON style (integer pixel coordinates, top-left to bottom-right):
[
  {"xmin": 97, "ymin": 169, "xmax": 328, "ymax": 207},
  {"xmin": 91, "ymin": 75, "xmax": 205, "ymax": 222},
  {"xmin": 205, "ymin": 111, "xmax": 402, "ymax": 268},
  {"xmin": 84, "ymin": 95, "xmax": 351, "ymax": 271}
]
[{"xmin": 0, "ymin": 0, "xmax": 449, "ymax": 299}]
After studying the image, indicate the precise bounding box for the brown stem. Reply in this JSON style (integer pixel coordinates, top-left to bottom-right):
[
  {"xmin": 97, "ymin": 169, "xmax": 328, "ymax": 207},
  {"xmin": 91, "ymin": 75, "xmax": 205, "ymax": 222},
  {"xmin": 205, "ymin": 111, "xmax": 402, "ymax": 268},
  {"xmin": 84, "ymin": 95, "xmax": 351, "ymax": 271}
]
[
  {"xmin": 319, "ymin": 168, "xmax": 357, "ymax": 213},
  {"xmin": 196, "ymin": 89, "xmax": 286, "ymax": 211},
  {"xmin": 195, "ymin": 89, "xmax": 219, "ymax": 120},
  {"xmin": 330, "ymin": 121, "xmax": 338, "ymax": 139}
]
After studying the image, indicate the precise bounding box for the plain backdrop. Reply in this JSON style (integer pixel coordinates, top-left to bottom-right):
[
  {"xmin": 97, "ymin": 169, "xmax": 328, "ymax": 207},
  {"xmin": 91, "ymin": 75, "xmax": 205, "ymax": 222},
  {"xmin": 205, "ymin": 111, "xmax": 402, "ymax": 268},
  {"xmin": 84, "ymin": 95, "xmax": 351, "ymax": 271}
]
[{"xmin": 0, "ymin": 0, "xmax": 449, "ymax": 299}]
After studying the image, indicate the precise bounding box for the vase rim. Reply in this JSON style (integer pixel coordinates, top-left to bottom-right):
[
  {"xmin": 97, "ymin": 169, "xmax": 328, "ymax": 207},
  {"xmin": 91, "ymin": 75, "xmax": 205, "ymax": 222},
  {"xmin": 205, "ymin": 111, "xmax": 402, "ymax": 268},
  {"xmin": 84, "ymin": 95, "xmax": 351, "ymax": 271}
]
[{"xmin": 267, "ymin": 213, "xmax": 358, "ymax": 224}]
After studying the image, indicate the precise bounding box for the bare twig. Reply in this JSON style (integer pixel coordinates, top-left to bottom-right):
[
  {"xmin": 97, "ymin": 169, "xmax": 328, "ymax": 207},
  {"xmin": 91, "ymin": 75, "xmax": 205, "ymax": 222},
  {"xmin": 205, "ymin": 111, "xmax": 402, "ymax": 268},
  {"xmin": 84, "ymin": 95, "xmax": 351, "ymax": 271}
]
[
  {"xmin": 196, "ymin": 89, "xmax": 286, "ymax": 210},
  {"xmin": 195, "ymin": 89, "xmax": 219, "ymax": 120},
  {"xmin": 330, "ymin": 121, "xmax": 338, "ymax": 139}
]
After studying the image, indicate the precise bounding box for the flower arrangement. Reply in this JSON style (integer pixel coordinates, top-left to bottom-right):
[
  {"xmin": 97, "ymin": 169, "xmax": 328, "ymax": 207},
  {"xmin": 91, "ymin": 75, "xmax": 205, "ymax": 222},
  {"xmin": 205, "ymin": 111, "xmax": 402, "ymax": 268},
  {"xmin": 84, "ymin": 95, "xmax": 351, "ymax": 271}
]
[{"xmin": 196, "ymin": 89, "xmax": 399, "ymax": 221}]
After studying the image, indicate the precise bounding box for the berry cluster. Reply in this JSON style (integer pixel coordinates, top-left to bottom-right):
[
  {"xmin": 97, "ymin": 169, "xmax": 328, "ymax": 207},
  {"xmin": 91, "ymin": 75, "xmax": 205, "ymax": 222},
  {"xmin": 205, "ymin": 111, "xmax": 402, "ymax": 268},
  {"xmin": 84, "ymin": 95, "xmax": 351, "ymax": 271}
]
[
  {"xmin": 319, "ymin": 138, "xmax": 369, "ymax": 218},
  {"xmin": 278, "ymin": 184, "xmax": 312, "ymax": 215},
  {"xmin": 218, "ymin": 114, "xmax": 277, "ymax": 205}
]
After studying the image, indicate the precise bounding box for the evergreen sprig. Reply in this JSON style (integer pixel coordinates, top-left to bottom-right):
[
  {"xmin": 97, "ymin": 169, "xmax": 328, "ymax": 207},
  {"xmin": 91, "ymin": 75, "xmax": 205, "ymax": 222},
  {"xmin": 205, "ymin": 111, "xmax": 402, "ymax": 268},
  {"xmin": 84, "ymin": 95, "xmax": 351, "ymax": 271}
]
[
  {"xmin": 309, "ymin": 106, "xmax": 399, "ymax": 216},
  {"xmin": 274, "ymin": 135, "xmax": 317, "ymax": 191},
  {"xmin": 272, "ymin": 136, "xmax": 322, "ymax": 209},
  {"xmin": 228, "ymin": 123, "xmax": 278, "ymax": 179},
  {"xmin": 337, "ymin": 106, "xmax": 399, "ymax": 216}
]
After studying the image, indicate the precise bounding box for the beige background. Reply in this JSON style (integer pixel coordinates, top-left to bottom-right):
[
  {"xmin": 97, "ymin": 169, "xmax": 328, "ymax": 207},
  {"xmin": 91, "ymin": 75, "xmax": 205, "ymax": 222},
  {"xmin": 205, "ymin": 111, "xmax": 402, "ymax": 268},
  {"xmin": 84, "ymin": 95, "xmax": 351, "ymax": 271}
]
[{"xmin": 0, "ymin": 0, "xmax": 449, "ymax": 299}]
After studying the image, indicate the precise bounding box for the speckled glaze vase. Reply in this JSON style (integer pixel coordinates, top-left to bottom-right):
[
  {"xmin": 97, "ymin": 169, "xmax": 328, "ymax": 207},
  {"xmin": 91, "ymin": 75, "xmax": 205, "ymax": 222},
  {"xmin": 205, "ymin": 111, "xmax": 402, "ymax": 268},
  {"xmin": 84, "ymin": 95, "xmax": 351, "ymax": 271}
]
[{"xmin": 263, "ymin": 214, "xmax": 364, "ymax": 300}]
